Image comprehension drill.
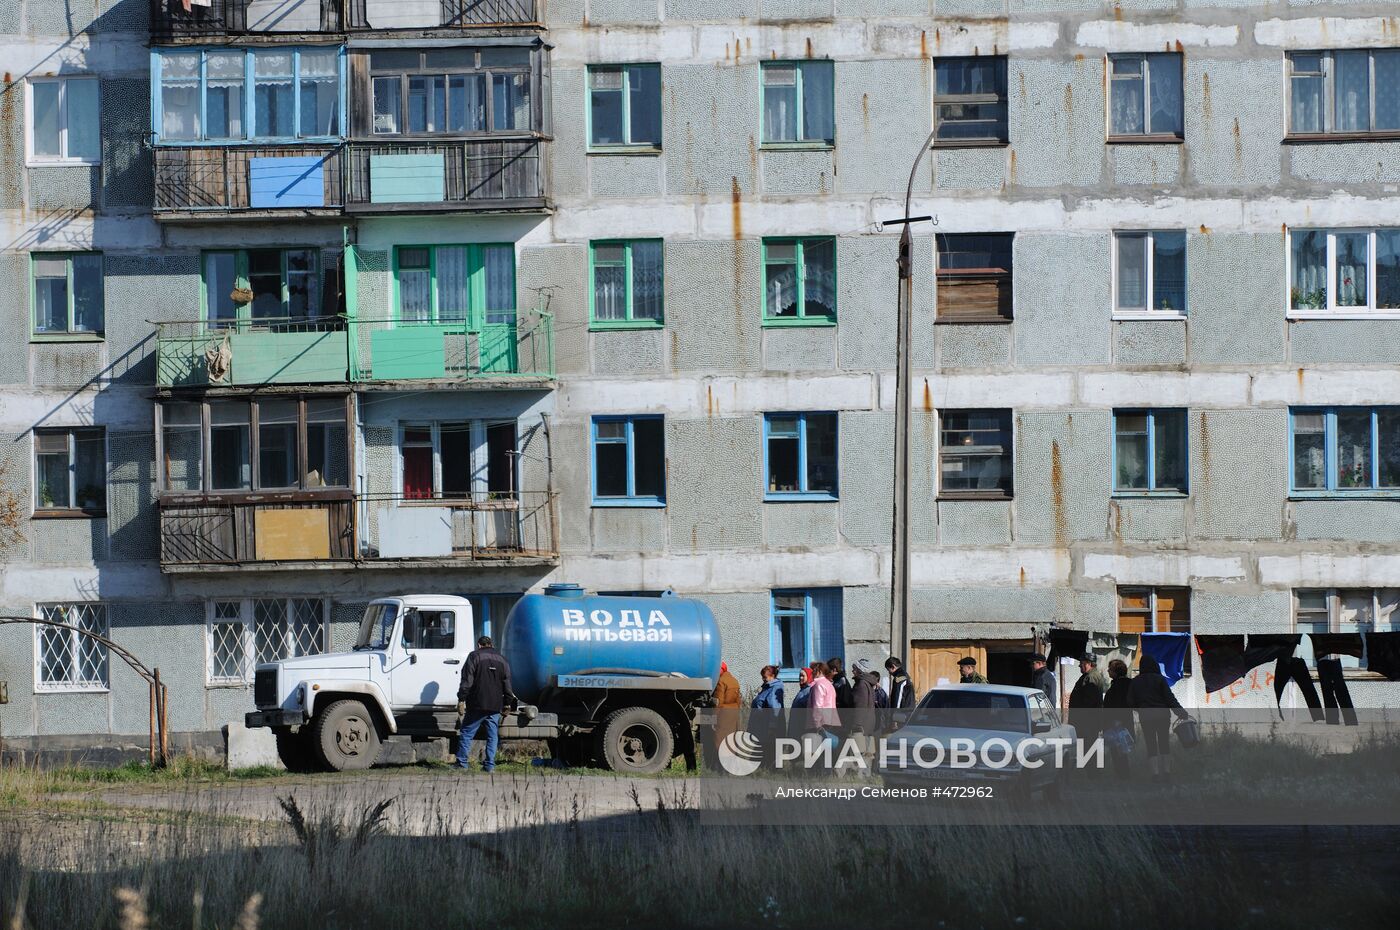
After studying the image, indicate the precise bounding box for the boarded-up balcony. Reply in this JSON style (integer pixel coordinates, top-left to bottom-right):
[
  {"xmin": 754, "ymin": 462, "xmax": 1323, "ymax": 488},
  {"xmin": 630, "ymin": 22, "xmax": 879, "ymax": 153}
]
[
  {"xmin": 159, "ymin": 491, "xmax": 557, "ymax": 571},
  {"xmin": 154, "ymin": 145, "xmax": 344, "ymax": 216},
  {"xmin": 157, "ymin": 318, "xmax": 350, "ymax": 388},
  {"xmin": 351, "ymin": 308, "xmax": 554, "ymax": 384},
  {"xmin": 151, "ymin": 0, "xmax": 540, "ymax": 39},
  {"xmin": 344, "ymin": 139, "xmax": 548, "ymax": 213}
]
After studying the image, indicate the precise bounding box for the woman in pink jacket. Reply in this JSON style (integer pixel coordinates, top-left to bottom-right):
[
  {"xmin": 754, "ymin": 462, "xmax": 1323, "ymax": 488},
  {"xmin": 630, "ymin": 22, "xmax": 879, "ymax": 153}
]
[{"xmin": 807, "ymin": 661, "xmax": 840, "ymax": 734}]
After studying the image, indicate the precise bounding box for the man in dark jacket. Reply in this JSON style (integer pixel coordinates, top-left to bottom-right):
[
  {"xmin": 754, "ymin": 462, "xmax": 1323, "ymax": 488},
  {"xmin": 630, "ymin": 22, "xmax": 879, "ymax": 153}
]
[
  {"xmin": 828, "ymin": 657, "xmax": 855, "ymax": 710},
  {"xmin": 885, "ymin": 657, "xmax": 916, "ymax": 711},
  {"xmin": 1030, "ymin": 654, "xmax": 1056, "ymax": 706},
  {"xmin": 1068, "ymin": 655, "xmax": 1108, "ymax": 761},
  {"xmin": 1129, "ymin": 653, "xmax": 1190, "ymax": 783},
  {"xmin": 455, "ymin": 635, "xmax": 518, "ymax": 772},
  {"xmin": 849, "ymin": 659, "xmax": 878, "ymax": 745}
]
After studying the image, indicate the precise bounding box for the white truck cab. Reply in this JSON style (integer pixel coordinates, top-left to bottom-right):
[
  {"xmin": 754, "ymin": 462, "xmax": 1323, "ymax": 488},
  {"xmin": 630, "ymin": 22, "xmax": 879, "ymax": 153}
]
[{"xmin": 246, "ymin": 596, "xmax": 475, "ymax": 771}]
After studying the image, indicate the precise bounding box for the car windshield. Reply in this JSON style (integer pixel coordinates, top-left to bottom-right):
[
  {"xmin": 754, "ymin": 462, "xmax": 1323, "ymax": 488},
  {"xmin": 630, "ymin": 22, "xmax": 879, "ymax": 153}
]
[
  {"xmin": 355, "ymin": 602, "xmax": 398, "ymax": 650},
  {"xmin": 906, "ymin": 690, "xmax": 1029, "ymax": 733}
]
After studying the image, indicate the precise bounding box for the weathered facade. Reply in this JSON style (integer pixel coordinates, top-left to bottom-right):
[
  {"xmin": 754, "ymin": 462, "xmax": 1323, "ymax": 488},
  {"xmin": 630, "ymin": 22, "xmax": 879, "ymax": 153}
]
[{"xmin": 3, "ymin": 0, "xmax": 1400, "ymax": 754}]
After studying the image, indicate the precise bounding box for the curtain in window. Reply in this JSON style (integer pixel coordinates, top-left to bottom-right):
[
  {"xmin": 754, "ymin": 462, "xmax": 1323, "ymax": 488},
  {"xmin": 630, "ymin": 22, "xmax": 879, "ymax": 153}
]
[
  {"xmin": 1335, "ymin": 232, "xmax": 1367, "ymax": 307},
  {"xmin": 450, "ymin": 74, "xmax": 487, "ymax": 132},
  {"xmin": 1114, "ymin": 414, "xmax": 1149, "ymax": 490},
  {"xmin": 1152, "ymin": 232, "xmax": 1186, "ymax": 313},
  {"xmin": 206, "ymin": 52, "xmax": 245, "ymax": 140},
  {"xmin": 631, "ymin": 241, "xmax": 664, "ymax": 321},
  {"xmin": 483, "ymin": 245, "xmax": 515, "ymax": 324},
  {"xmin": 1336, "ymin": 409, "xmax": 1372, "ymax": 488},
  {"xmin": 254, "ymin": 50, "xmax": 295, "ymax": 138},
  {"xmin": 1292, "ymin": 412, "xmax": 1326, "ymax": 489},
  {"xmin": 1379, "ymin": 409, "xmax": 1400, "ymax": 489},
  {"xmin": 299, "ymin": 49, "xmax": 338, "ymax": 137},
  {"xmin": 373, "ymin": 76, "xmax": 401, "ymax": 133},
  {"xmin": 763, "ymin": 66, "xmax": 798, "ymax": 142},
  {"xmin": 1110, "ymin": 58, "xmax": 1144, "ymax": 135},
  {"xmin": 589, "ymin": 68, "xmax": 624, "ymax": 145},
  {"xmin": 161, "ymin": 51, "xmax": 201, "ymax": 140},
  {"xmin": 1334, "ymin": 51, "xmax": 1370, "ymax": 133},
  {"xmin": 1290, "ymin": 57, "xmax": 1324, "ymax": 133},
  {"xmin": 398, "ymin": 248, "xmax": 431, "ymax": 323},
  {"xmin": 802, "ymin": 239, "xmax": 836, "ymax": 318},
  {"xmin": 1147, "ymin": 54, "xmax": 1182, "ymax": 135},
  {"xmin": 1290, "ymin": 231, "xmax": 1326, "ymax": 309},
  {"xmin": 592, "ymin": 245, "xmax": 626, "ymax": 321},
  {"xmin": 66, "ymin": 81, "xmax": 100, "ymax": 159},
  {"xmin": 436, "ymin": 246, "xmax": 469, "ymax": 324},
  {"xmin": 492, "ymin": 73, "xmax": 530, "ymax": 131},
  {"xmin": 1116, "ymin": 234, "xmax": 1147, "ymax": 310}
]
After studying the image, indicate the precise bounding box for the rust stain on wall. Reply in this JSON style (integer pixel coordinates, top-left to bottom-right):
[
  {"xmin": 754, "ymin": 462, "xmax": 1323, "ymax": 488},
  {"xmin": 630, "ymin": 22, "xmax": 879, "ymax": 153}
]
[
  {"xmin": 1050, "ymin": 441, "xmax": 1067, "ymax": 549},
  {"xmin": 920, "ymin": 30, "xmax": 928, "ymax": 59},
  {"xmin": 1232, "ymin": 118, "xmax": 1242, "ymax": 164},
  {"xmin": 1019, "ymin": 566, "xmax": 1027, "ymax": 588},
  {"xmin": 731, "ymin": 175, "xmax": 743, "ymax": 240},
  {"xmin": 862, "ymin": 92, "xmax": 870, "ymax": 133},
  {"xmin": 805, "ymin": 37, "xmax": 814, "ymax": 59},
  {"xmin": 921, "ymin": 378, "xmax": 932, "ymax": 412},
  {"xmin": 1199, "ymin": 224, "xmax": 1210, "ymax": 234},
  {"xmin": 1198, "ymin": 412, "xmax": 1211, "ymax": 474},
  {"xmin": 1201, "ymin": 73, "xmax": 1212, "ymax": 122}
]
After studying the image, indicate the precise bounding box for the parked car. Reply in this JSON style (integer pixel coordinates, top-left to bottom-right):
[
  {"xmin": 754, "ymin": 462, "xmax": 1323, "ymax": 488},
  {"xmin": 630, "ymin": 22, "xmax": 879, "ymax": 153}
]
[{"xmin": 878, "ymin": 684, "xmax": 1077, "ymax": 799}]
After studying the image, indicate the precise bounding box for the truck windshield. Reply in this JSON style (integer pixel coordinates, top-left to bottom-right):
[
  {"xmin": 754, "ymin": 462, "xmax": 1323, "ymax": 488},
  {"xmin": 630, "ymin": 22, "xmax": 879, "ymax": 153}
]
[{"xmin": 355, "ymin": 603, "xmax": 398, "ymax": 650}]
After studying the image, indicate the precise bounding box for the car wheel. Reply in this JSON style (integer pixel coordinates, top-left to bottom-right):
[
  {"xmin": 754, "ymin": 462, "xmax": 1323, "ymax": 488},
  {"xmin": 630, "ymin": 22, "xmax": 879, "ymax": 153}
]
[
  {"xmin": 597, "ymin": 707, "xmax": 674, "ymax": 775},
  {"xmin": 311, "ymin": 699, "xmax": 382, "ymax": 772},
  {"xmin": 274, "ymin": 728, "xmax": 320, "ymax": 773}
]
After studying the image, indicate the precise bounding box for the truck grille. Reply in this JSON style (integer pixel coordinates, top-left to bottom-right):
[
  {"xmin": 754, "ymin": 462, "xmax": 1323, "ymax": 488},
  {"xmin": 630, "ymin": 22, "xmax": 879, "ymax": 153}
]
[{"xmin": 254, "ymin": 668, "xmax": 278, "ymax": 709}]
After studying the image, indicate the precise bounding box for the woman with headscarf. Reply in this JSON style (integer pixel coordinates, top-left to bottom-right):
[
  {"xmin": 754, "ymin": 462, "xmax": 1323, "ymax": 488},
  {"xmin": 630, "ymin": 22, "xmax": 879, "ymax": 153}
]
[{"xmin": 1129, "ymin": 653, "xmax": 1190, "ymax": 783}]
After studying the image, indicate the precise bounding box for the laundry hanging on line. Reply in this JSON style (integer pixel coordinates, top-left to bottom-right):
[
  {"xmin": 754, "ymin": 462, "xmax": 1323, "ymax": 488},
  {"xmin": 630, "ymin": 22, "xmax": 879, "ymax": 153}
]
[
  {"xmin": 1141, "ymin": 632, "xmax": 1191, "ymax": 686},
  {"xmin": 1194, "ymin": 634, "xmax": 1246, "ymax": 694}
]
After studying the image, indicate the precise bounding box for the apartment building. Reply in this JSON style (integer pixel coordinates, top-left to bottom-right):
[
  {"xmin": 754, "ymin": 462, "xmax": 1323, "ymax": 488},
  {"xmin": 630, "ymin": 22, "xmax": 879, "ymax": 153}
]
[{"xmin": 2, "ymin": 0, "xmax": 1399, "ymax": 756}]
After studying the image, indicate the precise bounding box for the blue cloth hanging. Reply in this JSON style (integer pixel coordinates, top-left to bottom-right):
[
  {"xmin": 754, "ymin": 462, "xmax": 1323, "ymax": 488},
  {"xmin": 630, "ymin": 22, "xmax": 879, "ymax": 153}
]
[{"xmin": 1141, "ymin": 632, "xmax": 1191, "ymax": 686}]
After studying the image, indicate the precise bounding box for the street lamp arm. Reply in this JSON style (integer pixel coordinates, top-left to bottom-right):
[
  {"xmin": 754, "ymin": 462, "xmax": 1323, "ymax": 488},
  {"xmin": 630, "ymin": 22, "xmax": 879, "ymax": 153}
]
[{"xmin": 903, "ymin": 126, "xmax": 943, "ymax": 228}]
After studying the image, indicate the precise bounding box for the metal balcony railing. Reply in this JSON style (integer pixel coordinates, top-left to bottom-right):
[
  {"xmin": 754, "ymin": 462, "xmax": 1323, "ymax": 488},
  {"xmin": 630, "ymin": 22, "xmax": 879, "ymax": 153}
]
[
  {"xmin": 150, "ymin": 0, "xmax": 539, "ymax": 38},
  {"xmin": 153, "ymin": 145, "xmax": 345, "ymax": 213},
  {"xmin": 156, "ymin": 316, "xmax": 349, "ymax": 387},
  {"xmin": 344, "ymin": 139, "xmax": 546, "ymax": 211},
  {"xmin": 359, "ymin": 491, "xmax": 558, "ymax": 562}
]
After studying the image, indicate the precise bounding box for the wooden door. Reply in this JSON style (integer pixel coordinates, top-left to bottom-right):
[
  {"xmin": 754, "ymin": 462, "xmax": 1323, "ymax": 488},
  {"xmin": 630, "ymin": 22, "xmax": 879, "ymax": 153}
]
[{"xmin": 910, "ymin": 641, "xmax": 988, "ymax": 697}]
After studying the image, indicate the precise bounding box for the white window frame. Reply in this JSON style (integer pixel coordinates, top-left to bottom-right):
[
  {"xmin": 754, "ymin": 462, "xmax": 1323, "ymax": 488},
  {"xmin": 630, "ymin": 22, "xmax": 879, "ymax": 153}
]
[
  {"xmin": 34, "ymin": 603, "xmax": 109, "ymax": 693},
  {"xmin": 1105, "ymin": 53, "xmax": 1184, "ymax": 140},
  {"xmin": 1285, "ymin": 227, "xmax": 1400, "ymax": 320},
  {"xmin": 26, "ymin": 77, "xmax": 102, "ymax": 166},
  {"xmin": 1292, "ymin": 587, "xmax": 1399, "ymax": 673},
  {"xmin": 395, "ymin": 419, "xmax": 513, "ymax": 504},
  {"xmin": 1285, "ymin": 50, "xmax": 1400, "ymax": 137},
  {"xmin": 1111, "ymin": 231, "xmax": 1188, "ymax": 320},
  {"xmin": 205, "ymin": 598, "xmax": 329, "ymax": 686}
]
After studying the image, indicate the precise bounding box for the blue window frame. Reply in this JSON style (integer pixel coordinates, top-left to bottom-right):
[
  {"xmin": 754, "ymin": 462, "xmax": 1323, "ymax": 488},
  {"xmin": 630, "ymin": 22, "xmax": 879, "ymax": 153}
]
[
  {"xmin": 592, "ymin": 415, "xmax": 665, "ymax": 506},
  {"xmin": 770, "ymin": 588, "xmax": 844, "ymax": 680},
  {"xmin": 1291, "ymin": 407, "xmax": 1400, "ymax": 495},
  {"xmin": 151, "ymin": 46, "xmax": 345, "ymax": 144},
  {"xmin": 763, "ymin": 412, "xmax": 838, "ymax": 500},
  {"xmin": 1112, "ymin": 409, "xmax": 1188, "ymax": 495}
]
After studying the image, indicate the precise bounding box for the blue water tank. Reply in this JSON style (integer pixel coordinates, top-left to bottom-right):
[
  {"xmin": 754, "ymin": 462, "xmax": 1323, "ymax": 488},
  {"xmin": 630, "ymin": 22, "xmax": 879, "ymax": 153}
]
[{"xmin": 500, "ymin": 585, "xmax": 722, "ymax": 703}]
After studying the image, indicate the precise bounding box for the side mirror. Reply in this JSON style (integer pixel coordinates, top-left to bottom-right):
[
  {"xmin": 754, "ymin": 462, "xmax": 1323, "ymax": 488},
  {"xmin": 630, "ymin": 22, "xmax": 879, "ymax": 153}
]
[{"xmin": 1031, "ymin": 720, "xmax": 1053, "ymax": 734}]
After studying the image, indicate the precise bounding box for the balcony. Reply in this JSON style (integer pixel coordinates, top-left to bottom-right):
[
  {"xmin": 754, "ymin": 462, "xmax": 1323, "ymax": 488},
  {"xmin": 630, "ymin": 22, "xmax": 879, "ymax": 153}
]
[
  {"xmin": 155, "ymin": 309, "xmax": 553, "ymax": 389},
  {"xmin": 154, "ymin": 145, "xmax": 345, "ymax": 217},
  {"xmin": 159, "ymin": 491, "xmax": 557, "ymax": 571},
  {"xmin": 151, "ymin": 0, "xmax": 541, "ymax": 39},
  {"xmin": 344, "ymin": 139, "xmax": 548, "ymax": 214}
]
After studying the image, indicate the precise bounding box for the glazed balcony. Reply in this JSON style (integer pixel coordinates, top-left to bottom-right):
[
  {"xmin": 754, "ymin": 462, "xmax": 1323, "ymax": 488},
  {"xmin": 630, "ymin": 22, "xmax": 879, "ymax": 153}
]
[{"xmin": 150, "ymin": 1, "xmax": 541, "ymax": 39}]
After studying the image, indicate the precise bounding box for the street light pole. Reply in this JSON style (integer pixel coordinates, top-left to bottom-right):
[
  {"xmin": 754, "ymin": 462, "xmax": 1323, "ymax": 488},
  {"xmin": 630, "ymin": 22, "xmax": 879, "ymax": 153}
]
[{"xmin": 886, "ymin": 126, "xmax": 941, "ymax": 669}]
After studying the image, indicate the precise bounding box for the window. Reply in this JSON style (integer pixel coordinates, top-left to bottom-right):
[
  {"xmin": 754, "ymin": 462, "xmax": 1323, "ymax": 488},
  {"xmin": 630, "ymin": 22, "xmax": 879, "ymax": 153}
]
[
  {"xmin": 1108, "ymin": 53, "xmax": 1183, "ymax": 139},
  {"xmin": 761, "ymin": 60, "xmax": 834, "ymax": 146},
  {"xmin": 938, "ymin": 410, "xmax": 1013, "ymax": 498},
  {"xmin": 1113, "ymin": 409, "xmax": 1187, "ymax": 495},
  {"xmin": 935, "ymin": 234, "xmax": 1012, "ymax": 323},
  {"xmin": 770, "ymin": 588, "xmax": 843, "ymax": 677},
  {"xmin": 204, "ymin": 249, "xmax": 323, "ymax": 325},
  {"xmin": 402, "ymin": 609, "xmax": 457, "ymax": 650},
  {"xmin": 393, "ymin": 244, "xmax": 515, "ymax": 327},
  {"xmin": 764, "ymin": 413, "xmax": 838, "ymax": 500},
  {"xmin": 36, "ymin": 603, "xmax": 108, "ymax": 692},
  {"xmin": 1288, "ymin": 228, "xmax": 1400, "ymax": 314},
  {"xmin": 1117, "ymin": 587, "xmax": 1190, "ymax": 634},
  {"xmin": 155, "ymin": 47, "xmax": 343, "ymax": 142},
  {"xmin": 34, "ymin": 428, "xmax": 105, "ymax": 514},
  {"xmin": 762, "ymin": 238, "xmax": 836, "ymax": 324},
  {"xmin": 27, "ymin": 78, "xmax": 100, "ymax": 163},
  {"xmin": 31, "ymin": 253, "xmax": 103, "ymax": 337},
  {"xmin": 1290, "ymin": 407, "xmax": 1400, "ymax": 495},
  {"xmin": 592, "ymin": 416, "xmax": 665, "ymax": 506},
  {"xmin": 1114, "ymin": 231, "xmax": 1186, "ymax": 316},
  {"xmin": 158, "ymin": 397, "xmax": 352, "ymax": 494},
  {"xmin": 933, "ymin": 57, "xmax": 1008, "ymax": 144},
  {"xmin": 399, "ymin": 420, "xmax": 516, "ymax": 501},
  {"xmin": 370, "ymin": 47, "xmax": 533, "ymax": 135},
  {"xmin": 590, "ymin": 240, "xmax": 664, "ymax": 327},
  {"xmin": 588, "ymin": 64, "xmax": 661, "ymax": 149},
  {"xmin": 1294, "ymin": 588, "xmax": 1399, "ymax": 670},
  {"xmin": 1287, "ymin": 50, "xmax": 1400, "ymax": 137},
  {"xmin": 207, "ymin": 598, "xmax": 327, "ymax": 685}
]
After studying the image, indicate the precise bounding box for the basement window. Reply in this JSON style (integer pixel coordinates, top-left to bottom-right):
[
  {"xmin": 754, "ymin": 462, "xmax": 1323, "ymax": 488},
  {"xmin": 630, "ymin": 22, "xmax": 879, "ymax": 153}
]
[
  {"xmin": 933, "ymin": 56, "xmax": 1008, "ymax": 145},
  {"xmin": 936, "ymin": 234, "xmax": 1013, "ymax": 323},
  {"xmin": 208, "ymin": 598, "xmax": 327, "ymax": 685},
  {"xmin": 1288, "ymin": 228, "xmax": 1400, "ymax": 315},
  {"xmin": 592, "ymin": 415, "xmax": 665, "ymax": 506},
  {"xmin": 1108, "ymin": 53, "xmax": 1183, "ymax": 141},
  {"xmin": 588, "ymin": 64, "xmax": 662, "ymax": 150},
  {"xmin": 1287, "ymin": 50, "xmax": 1400, "ymax": 138},
  {"xmin": 764, "ymin": 413, "xmax": 838, "ymax": 501},
  {"xmin": 938, "ymin": 410, "xmax": 1013, "ymax": 499}
]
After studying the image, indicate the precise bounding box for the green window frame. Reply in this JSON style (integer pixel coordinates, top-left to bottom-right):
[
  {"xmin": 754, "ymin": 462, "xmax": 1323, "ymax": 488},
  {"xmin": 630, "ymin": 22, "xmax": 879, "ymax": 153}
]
[
  {"xmin": 762, "ymin": 237, "xmax": 837, "ymax": 325},
  {"xmin": 201, "ymin": 248, "xmax": 322, "ymax": 328},
  {"xmin": 31, "ymin": 252, "xmax": 103, "ymax": 339},
  {"xmin": 587, "ymin": 64, "xmax": 662, "ymax": 151},
  {"xmin": 589, "ymin": 240, "xmax": 664, "ymax": 328},
  {"xmin": 391, "ymin": 243, "xmax": 516, "ymax": 329}
]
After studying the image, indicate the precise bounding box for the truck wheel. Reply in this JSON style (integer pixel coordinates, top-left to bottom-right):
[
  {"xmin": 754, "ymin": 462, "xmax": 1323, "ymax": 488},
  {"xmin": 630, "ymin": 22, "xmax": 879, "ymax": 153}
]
[
  {"xmin": 275, "ymin": 728, "xmax": 320, "ymax": 773},
  {"xmin": 597, "ymin": 707, "xmax": 673, "ymax": 775},
  {"xmin": 311, "ymin": 700, "xmax": 382, "ymax": 772}
]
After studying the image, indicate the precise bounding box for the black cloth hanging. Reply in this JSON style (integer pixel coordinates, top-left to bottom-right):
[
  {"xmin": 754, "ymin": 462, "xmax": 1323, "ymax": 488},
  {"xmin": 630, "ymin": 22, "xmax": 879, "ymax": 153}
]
[
  {"xmin": 1365, "ymin": 632, "xmax": 1400, "ymax": 681},
  {"xmin": 1244, "ymin": 633, "xmax": 1300, "ymax": 672},
  {"xmin": 1195, "ymin": 635, "xmax": 1246, "ymax": 694},
  {"xmin": 1048, "ymin": 628, "xmax": 1089, "ymax": 666},
  {"xmin": 1308, "ymin": 633, "xmax": 1364, "ymax": 659},
  {"xmin": 1316, "ymin": 659, "xmax": 1358, "ymax": 726},
  {"xmin": 1273, "ymin": 656, "xmax": 1324, "ymax": 722}
]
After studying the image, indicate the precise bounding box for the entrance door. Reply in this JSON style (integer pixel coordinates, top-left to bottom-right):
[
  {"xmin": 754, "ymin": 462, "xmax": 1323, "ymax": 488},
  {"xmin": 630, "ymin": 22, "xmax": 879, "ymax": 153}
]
[
  {"xmin": 909, "ymin": 642, "xmax": 988, "ymax": 697},
  {"xmin": 390, "ymin": 606, "xmax": 469, "ymax": 709}
]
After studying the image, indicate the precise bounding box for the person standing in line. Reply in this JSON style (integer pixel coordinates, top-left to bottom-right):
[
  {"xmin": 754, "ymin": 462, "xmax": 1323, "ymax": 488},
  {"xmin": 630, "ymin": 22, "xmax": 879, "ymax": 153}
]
[
  {"xmin": 958, "ymin": 656, "xmax": 987, "ymax": 684},
  {"xmin": 849, "ymin": 659, "xmax": 878, "ymax": 751},
  {"xmin": 1030, "ymin": 653, "xmax": 1057, "ymax": 705},
  {"xmin": 1069, "ymin": 654, "xmax": 1108, "ymax": 735},
  {"xmin": 752, "ymin": 664, "xmax": 784, "ymax": 712},
  {"xmin": 1102, "ymin": 659, "xmax": 1135, "ymax": 781},
  {"xmin": 808, "ymin": 661, "xmax": 839, "ymax": 742},
  {"xmin": 751, "ymin": 665, "xmax": 785, "ymax": 765},
  {"xmin": 1129, "ymin": 653, "xmax": 1190, "ymax": 783},
  {"xmin": 713, "ymin": 661, "xmax": 742, "ymax": 746},
  {"xmin": 788, "ymin": 667, "xmax": 814, "ymax": 742},
  {"xmin": 455, "ymin": 635, "xmax": 518, "ymax": 773},
  {"xmin": 828, "ymin": 657, "xmax": 854, "ymax": 710},
  {"xmin": 885, "ymin": 657, "xmax": 917, "ymax": 710}
]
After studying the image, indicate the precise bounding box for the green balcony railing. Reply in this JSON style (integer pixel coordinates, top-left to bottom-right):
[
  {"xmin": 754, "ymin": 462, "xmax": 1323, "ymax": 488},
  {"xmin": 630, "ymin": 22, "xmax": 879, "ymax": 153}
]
[{"xmin": 155, "ymin": 308, "xmax": 553, "ymax": 388}]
